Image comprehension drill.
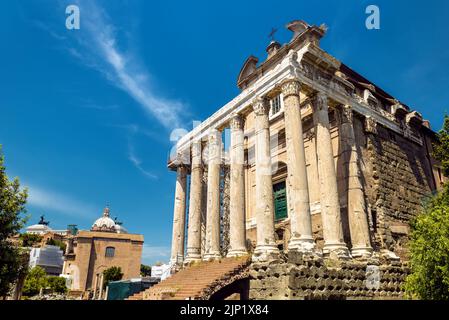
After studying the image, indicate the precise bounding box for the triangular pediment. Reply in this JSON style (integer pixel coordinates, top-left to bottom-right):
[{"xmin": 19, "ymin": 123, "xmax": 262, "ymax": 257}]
[{"xmin": 237, "ymin": 55, "xmax": 258, "ymax": 89}]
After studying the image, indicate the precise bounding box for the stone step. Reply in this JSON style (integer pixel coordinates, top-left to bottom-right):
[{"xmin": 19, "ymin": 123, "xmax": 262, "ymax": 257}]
[{"xmin": 140, "ymin": 256, "xmax": 250, "ymax": 300}]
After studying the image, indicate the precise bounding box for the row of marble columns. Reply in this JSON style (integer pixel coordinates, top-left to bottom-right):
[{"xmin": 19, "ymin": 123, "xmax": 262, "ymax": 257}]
[{"xmin": 170, "ymin": 78, "xmax": 373, "ymax": 264}]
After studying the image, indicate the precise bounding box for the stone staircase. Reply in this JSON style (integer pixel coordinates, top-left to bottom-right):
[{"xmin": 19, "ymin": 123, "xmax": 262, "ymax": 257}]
[{"xmin": 127, "ymin": 256, "xmax": 251, "ymax": 300}]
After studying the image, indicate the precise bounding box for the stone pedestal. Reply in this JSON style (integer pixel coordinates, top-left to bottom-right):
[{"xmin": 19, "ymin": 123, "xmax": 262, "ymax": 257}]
[
  {"xmin": 313, "ymin": 93, "xmax": 349, "ymax": 258},
  {"xmin": 185, "ymin": 141, "xmax": 203, "ymax": 262},
  {"xmin": 204, "ymin": 130, "xmax": 222, "ymax": 260},
  {"xmin": 281, "ymin": 79, "xmax": 315, "ymax": 253},
  {"xmin": 252, "ymin": 97, "xmax": 279, "ymax": 262},
  {"xmin": 170, "ymin": 166, "xmax": 187, "ymax": 265},
  {"xmin": 341, "ymin": 106, "xmax": 373, "ymax": 257},
  {"xmin": 227, "ymin": 114, "xmax": 247, "ymax": 257}
]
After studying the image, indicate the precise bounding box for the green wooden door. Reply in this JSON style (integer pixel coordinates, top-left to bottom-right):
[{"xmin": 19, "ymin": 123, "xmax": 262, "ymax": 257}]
[{"xmin": 273, "ymin": 181, "xmax": 287, "ymax": 221}]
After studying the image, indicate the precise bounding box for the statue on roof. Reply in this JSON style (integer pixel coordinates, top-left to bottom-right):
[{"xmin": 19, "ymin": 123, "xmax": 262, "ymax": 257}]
[
  {"xmin": 114, "ymin": 217, "xmax": 123, "ymax": 226},
  {"xmin": 38, "ymin": 215, "xmax": 49, "ymax": 226}
]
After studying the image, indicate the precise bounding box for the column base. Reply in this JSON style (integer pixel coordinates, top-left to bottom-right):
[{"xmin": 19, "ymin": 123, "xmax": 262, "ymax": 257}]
[
  {"xmin": 226, "ymin": 249, "xmax": 248, "ymax": 258},
  {"xmin": 184, "ymin": 253, "xmax": 202, "ymax": 264},
  {"xmin": 203, "ymin": 252, "xmax": 221, "ymax": 261},
  {"xmin": 288, "ymin": 237, "xmax": 315, "ymax": 253},
  {"xmin": 323, "ymin": 242, "xmax": 350, "ymax": 260},
  {"xmin": 169, "ymin": 255, "xmax": 184, "ymax": 266},
  {"xmin": 351, "ymin": 246, "xmax": 373, "ymax": 258},
  {"xmin": 252, "ymin": 244, "xmax": 280, "ymax": 262}
]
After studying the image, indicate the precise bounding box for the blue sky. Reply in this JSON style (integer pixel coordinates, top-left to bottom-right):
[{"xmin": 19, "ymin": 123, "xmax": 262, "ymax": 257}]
[{"xmin": 1, "ymin": 0, "xmax": 448, "ymax": 265}]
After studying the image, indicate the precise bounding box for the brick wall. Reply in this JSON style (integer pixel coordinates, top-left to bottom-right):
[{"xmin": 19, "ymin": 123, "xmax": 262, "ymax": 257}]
[{"xmin": 360, "ymin": 120, "xmax": 437, "ymax": 259}]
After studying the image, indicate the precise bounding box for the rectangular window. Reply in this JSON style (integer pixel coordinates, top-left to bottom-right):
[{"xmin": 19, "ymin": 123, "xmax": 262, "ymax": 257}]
[
  {"xmin": 105, "ymin": 247, "xmax": 115, "ymax": 258},
  {"xmin": 270, "ymin": 94, "xmax": 282, "ymax": 116}
]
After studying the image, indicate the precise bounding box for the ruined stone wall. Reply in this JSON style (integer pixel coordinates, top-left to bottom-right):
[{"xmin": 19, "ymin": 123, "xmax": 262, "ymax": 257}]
[
  {"xmin": 358, "ymin": 118, "xmax": 437, "ymax": 259},
  {"xmin": 249, "ymin": 253, "xmax": 408, "ymax": 300}
]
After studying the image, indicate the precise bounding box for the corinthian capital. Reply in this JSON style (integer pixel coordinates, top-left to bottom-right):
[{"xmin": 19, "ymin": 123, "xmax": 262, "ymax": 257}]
[
  {"xmin": 191, "ymin": 140, "xmax": 202, "ymax": 166},
  {"xmin": 341, "ymin": 105, "xmax": 353, "ymax": 124},
  {"xmin": 312, "ymin": 92, "xmax": 328, "ymax": 112},
  {"xmin": 252, "ymin": 96, "xmax": 269, "ymax": 116},
  {"xmin": 280, "ymin": 78, "xmax": 301, "ymax": 98},
  {"xmin": 230, "ymin": 114, "xmax": 243, "ymax": 130},
  {"xmin": 208, "ymin": 129, "xmax": 222, "ymax": 145}
]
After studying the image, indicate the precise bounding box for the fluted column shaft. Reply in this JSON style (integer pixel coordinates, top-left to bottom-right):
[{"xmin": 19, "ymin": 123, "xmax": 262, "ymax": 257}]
[
  {"xmin": 227, "ymin": 114, "xmax": 247, "ymax": 257},
  {"xmin": 170, "ymin": 166, "xmax": 187, "ymax": 265},
  {"xmin": 185, "ymin": 141, "xmax": 203, "ymax": 262},
  {"xmin": 204, "ymin": 130, "xmax": 222, "ymax": 260},
  {"xmin": 281, "ymin": 79, "xmax": 315, "ymax": 252},
  {"xmin": 313, "ymin": 92, "xmax": 349, "ymax": 258},
  {"xmin": 252, "ymin": 97, "xmax": 279, "ymax": 261},
  {"xmin": 341, "ymin": 106, "xmax": 373, "ymax": 257}
]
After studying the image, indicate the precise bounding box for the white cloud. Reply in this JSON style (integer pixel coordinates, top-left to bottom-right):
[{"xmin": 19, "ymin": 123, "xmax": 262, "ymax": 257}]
[
  {"xmin": 69, "ymin": 0, "xmax": 186, "ymax": 130},
  {"xmin": 127, "ymin": 141, "xmax": 158, "ymax": 180},
  {"xmin": 141, "ymin": 244, "xmax": 170, "ymax": 265},
  {"xmin": 26, "ymin": 184, "xmax": 96, "ymax": 220}
]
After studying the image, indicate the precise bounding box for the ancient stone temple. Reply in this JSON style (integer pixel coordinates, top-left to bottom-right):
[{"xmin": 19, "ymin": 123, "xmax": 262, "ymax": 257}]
[{"xmin": 161, "ymin": 20, "xmax": 446, "ymax": 300}]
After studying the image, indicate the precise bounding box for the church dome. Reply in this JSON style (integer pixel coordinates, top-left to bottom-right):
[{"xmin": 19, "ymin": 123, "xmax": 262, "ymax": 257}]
[{"xmin": 91, "ymin": 207, "xmax": 116, "ymax": 232}]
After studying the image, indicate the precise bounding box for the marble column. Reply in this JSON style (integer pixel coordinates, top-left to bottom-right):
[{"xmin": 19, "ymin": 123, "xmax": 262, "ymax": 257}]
[
  {"xmin": 281, "ymin": 79, "xmax": 315, "ymax": 252},
  {"xmin": 204, "ymin": 129, "xmax": 222, "ymax": 260},
  {"xmin": 341, "ymin": 106, "xmax": 373, "ymax": 257},
  {"xmin": 227, "ymin": 114, "xmax": 247, "ymax": 257},
  {"xmin": 252, "ymin": 96, "xmax": 279, "ymax": 261},
  {"xmin": 185, "ymin": 141, "xmax": 203, "ymax": 262},
  {"xmin": 313, "ymin": 92, "xmax": 349, "ymax": 258},
  {"xmin": 170, "ymin": 165, "xmax": 187, "ymax": 265}
]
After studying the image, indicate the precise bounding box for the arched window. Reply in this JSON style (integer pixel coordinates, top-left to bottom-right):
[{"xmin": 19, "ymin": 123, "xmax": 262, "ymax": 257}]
[{"xmin": 105, "ymin": 247, "xmax": 115, "ymax": 258}]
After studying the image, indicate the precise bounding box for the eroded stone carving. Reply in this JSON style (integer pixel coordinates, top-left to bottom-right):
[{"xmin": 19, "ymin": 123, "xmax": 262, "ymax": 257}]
[
  {"xmin": 365, "ymin": 116, "xmax": 378, "ymax": 134},
  {"xmin": 341, "ymin": 105, "xmax": 353, "ymax": 124},
  {"xmin": 252, "ymin": 96, "xmax": 269, "ymax": 116}
]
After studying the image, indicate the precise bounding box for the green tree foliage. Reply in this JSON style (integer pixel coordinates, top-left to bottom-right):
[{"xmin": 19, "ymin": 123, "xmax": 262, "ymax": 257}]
[
  {"xmin": 22, "ymin": 267, "xmax": 67, "ymax": 296},
  {"xmin": 405, "ymin": 185, "xmax": 449, "ymax": 299},
  {"xmin": 140, "ymin": 264, "xmax": 152, "ymax": 277},
  {"xmin": 433, "ymin": 115, "xmax": 449, "ymax": 177},
  {"xmin": 103, "ymin": 266, "xmax": 123, "ymax": 289},
  {"xmin": 405, "ymin": 118, "xmax": 449, "ymax": 300},
  {"xmin": 20, "ymin": 233, "xmax": 42, "ymax": 247},
  {"xmin": 46, "ymin": 276, "xmax": 67, "ymax": 294},
  {"xmin": 22, "ymin": 266, "xmax": 47, "ymax": 297},
  {"xmin": 0, "ymin": 145, "xmax": 28, "ymax": 298}
]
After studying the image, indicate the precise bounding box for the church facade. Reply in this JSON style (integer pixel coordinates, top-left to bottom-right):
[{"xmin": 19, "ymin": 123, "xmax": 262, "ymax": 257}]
[
  {"xmin": 62, "ymin": 207, "xmax": 143, "ymax": 297},
  {"xmin": 167, "ymin": 20, "xmax": 446, "ymax": 299}
]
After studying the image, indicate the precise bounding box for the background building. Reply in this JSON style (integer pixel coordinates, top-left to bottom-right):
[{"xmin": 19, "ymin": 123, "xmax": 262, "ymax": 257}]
[
  {"xmin": 62, "ymin": 207, "xmax": 144, "ymax": 295},
  {"xmin": 26, "ymin": 215, "xmax": 68, "ymax": 236},
  {"xmin": 29, "ymin": 245, "xmax": 64, "ymax": 276}
]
